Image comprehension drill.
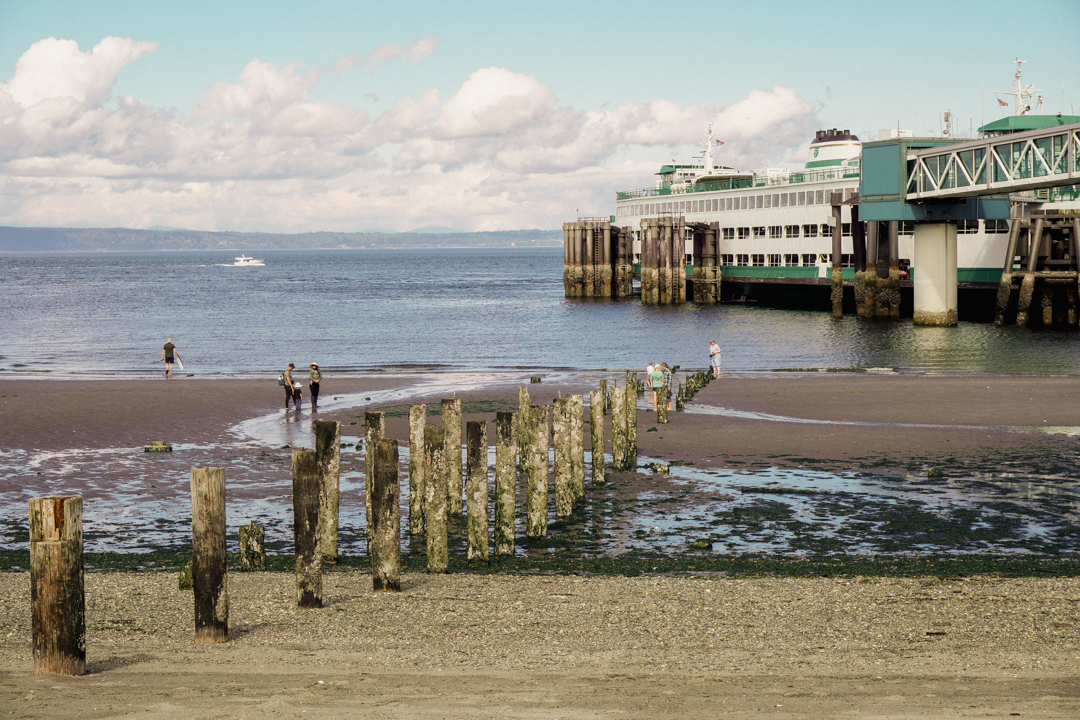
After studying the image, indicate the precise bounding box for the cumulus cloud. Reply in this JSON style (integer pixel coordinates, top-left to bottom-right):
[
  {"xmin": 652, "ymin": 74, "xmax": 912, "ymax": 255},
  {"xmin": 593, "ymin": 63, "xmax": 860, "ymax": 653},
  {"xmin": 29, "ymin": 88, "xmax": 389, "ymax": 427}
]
[
  {"xmin": 0, "ymin": 36, "xmax": 821, "ymax": 231},
  {"xmin": 333, "ymin": 36, "xmax": 439, "ymax": 74}
]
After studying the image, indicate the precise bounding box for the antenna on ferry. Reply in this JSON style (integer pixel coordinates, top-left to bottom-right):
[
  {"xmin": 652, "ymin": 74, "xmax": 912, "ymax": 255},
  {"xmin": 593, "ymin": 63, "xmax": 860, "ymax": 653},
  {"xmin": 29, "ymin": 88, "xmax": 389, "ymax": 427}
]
[{"xmin": 997, "ymin": 59, "xmax": 1040, "ymax": 116}]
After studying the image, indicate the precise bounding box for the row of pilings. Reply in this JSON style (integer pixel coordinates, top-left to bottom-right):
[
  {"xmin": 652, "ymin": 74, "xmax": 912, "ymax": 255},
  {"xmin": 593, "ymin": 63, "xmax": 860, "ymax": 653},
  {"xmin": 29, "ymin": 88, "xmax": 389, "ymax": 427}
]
[
  {"xmin": 995, "ymin": 212, "xmax": 1080, "ymax": 327},
  {"xmin": 562, "ymin": 219, "xmax": 633, "ymax": 297}
]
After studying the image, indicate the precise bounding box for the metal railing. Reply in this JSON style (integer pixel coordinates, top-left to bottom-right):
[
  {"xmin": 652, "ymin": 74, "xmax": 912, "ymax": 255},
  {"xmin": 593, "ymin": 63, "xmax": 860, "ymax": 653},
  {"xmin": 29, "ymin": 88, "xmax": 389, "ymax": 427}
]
[
  {"xmin": 906, "ymin": 121, "xmax": 1080, "ymax": 200},
  {"xmin": 616, "ymin": 165, "xmax": 859, "ymax": 201}
]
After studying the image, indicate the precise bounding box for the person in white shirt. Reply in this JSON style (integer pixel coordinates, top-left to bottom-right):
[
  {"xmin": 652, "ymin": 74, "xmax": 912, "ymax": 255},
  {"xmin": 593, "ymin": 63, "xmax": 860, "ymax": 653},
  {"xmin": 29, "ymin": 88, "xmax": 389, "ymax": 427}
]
[{"xmin": 709, "ymin": 341, "xmax": 722, "ymax": 379}]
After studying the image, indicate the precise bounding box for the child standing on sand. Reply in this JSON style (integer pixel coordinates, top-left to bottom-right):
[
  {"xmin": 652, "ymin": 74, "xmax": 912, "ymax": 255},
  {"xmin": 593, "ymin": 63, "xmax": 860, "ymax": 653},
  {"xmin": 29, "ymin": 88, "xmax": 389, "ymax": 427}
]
[{"xmin": 292, "ymin": 382, "xmax": 303, "ymax": 413}]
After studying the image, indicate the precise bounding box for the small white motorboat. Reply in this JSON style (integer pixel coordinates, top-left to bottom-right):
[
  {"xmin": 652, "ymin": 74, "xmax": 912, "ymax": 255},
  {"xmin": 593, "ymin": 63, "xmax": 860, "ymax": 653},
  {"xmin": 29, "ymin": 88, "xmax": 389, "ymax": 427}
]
[{"xmin": 232, "ymin": 255, "xmax": 265, "ymax": 266}]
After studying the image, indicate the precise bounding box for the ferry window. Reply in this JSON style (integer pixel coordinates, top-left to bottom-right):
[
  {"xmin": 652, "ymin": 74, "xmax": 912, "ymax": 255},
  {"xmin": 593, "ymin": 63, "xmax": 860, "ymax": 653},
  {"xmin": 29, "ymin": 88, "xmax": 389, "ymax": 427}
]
[
  {"xmin": 712, "ymin": 198, "xmax": 719, "ymax": 211},
  {"xmin": 680, "ymin": 201, "xmax": 686, "ymax": 212},
  {"xmin": 842, "ymin": 223, "xmax": 851, "ymax": 237},
  {"xmin": 985, "ymin": 219, "xmax": 1009, "ymax": 233},
  {"xmin": 752, "ymin": 254, "xmax": 765, "ymax": 266},
  {"xmin": 753, "ymin": 226, "xmax": 766, "ymax": 238},
  {"xmin": 763, "ymin": 195, "xmax": 771, "ymax": 209},
  {"xmin": 769, "ymin": 226, "xmax": 782, "ymax": 239},
  {"xmin": 722, "ymin": 228, "xmax": 735, "ymax": 240},
  {"xmin": 738, "ymin": 227, "xmax": 750, "ymax": 239},
  {"xmin": 747, "ymin": 195, "xmax": 755, "ymax": 210},
  {"xmin": 797, "ymin": 192, "xmax": 806, "ymax": 206},
  {"xmin": 690, "ymin": 200, "xmax": 696, "ymax": 213},
  {"xmin": 741, "ymin": 196, "xmax": 748, "ymax": 210},
  {"xmin": 736, "ymin": 254, "xmax": 749, "ymax": 265},
  {"xmin": 784, "ymin": 254, "xmax": 799, "ymax": 266},
  {"xmin": 785, "ymin": 225, "xmax": 800, "ymax": 238},
  {"xmin": 841, "ymin": 253, "xmax": 853, "ymax": 267},
  {"xmin": 801, "ymin": 253, "xmax": 816, "ymax": 266},
  {"xmin": 780, "ymin": 194, "xmax": 788, "ymax": 207},
  {"xmin": 957, "ymin": 220, "xmax": 978, "ymax": 234},
  {"xmin": 768, "ymin": 254, "xmax": 781, "ymax": 267},
  {"xmin": 717, "ymin": 199, "xmax": 724, "ymax": 212},
  {"xmin": 815, "ymin": 190, "xmax": 824, "ymax": 204},
  {"xmin": 789, "ymin": 192, "xmax": 797, "ymax": 206},
  {"xmin": 726, "ymin": 197, "xmax": 733, "ymax": 211},
  {"xmin": 821, "ymin": 224, "xmax": 831, "ymax": 236},
  {"xmin": 806, "ymin": 191, "xmax": 814, "ymax": 205},
  {"xmin": 757, "ymin": 195, "xmax": 764, "ymax": 208},
  {"xmin": 803, "ymin": 224, "xmax": 818, "ymax": 238},
  {"xmin": 773, "ymin": 194, "xmax": 780, "ymax": 207}
]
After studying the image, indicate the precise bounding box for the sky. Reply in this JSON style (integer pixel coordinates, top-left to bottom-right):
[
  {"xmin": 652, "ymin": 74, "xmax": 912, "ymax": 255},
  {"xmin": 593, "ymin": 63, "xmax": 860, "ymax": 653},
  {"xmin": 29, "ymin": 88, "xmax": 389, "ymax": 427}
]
[{"xmin": 1, "ymin": 0, "xmax": 1079, "ymax": 233}]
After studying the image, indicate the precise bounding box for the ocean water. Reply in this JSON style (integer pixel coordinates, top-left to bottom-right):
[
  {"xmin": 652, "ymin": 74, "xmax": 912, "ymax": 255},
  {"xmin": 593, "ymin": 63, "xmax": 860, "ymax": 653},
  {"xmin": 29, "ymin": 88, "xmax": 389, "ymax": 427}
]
[{"xmin": 2, "ymin": 247, "xmax": 1079, "ymax": 377}]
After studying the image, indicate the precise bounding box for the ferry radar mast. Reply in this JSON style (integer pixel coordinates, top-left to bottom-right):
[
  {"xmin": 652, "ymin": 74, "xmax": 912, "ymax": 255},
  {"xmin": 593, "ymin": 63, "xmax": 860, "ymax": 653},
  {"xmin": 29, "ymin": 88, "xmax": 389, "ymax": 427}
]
[{"xmin": 996, "ymin": 59, "xmax": 1043, "ymax": 116}]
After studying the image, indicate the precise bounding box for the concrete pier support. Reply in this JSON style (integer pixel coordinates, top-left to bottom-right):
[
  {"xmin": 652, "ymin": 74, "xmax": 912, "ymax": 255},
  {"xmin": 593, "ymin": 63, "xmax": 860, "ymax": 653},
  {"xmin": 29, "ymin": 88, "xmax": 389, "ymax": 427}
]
[
  {"xmin": 912, "ymin": 222, "xmax": 958, "ymax": 327},
  {"xmin": 862, "ymin": 221, "xmax": 879, "ymax": 318},
  {"xmin": 994, "ymin": 218, "xmax": 1023, "ymax": 326}
]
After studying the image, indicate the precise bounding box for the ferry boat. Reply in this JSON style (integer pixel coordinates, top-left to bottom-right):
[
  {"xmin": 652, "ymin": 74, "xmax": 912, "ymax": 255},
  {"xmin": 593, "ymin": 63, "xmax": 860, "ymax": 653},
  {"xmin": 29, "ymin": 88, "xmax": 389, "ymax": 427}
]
[
  {"xmin": 232, "ymin": 255, "xmax": 265, "ymax": 266},
  {"xmin": 611, "ymin": 63, "xmax": 1080, "ymax": 311}
]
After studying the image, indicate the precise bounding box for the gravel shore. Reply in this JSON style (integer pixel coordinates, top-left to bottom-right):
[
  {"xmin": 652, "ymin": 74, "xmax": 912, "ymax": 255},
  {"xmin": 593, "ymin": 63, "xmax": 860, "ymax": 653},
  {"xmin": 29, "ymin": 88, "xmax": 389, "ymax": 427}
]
[{"xmin": 1, "ymin": 571, "xmax": 1077, "ymax": 717}]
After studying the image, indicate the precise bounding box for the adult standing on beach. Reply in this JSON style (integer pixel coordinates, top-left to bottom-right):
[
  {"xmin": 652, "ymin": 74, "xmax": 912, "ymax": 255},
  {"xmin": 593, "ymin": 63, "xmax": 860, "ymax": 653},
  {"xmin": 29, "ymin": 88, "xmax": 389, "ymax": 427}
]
[
  {"xmin": 646, "ymin": 361, "xmax": 655, "ymax": 407},
  {"xmin": 648, "ymin": 362, "xmax": 664, "ymax": 412},
  {"xmin": 161, "ymin": 338, "xmax": 179, "ymax": 379},
  {"xmin": 709, "ymin": 340, "xmax": 722, "ymax": 379},
  {"xmin": 661, "ymin": 362, "xmax": 673, "ymax": 412},
  {"xmin": 308, "ymin": 363, "xmax": 321, "ymax": 411},
  {"xmin": 283, "ymin": 363, "xmax": 295, "ymax": 411}
]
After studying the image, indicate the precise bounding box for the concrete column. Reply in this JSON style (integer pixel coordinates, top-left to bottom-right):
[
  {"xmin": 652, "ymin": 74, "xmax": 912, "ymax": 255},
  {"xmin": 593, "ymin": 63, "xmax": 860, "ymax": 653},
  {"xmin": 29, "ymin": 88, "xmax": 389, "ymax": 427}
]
[{"xmin": 912, "ymin": 222, "xmax": 958, "ymax": 326}]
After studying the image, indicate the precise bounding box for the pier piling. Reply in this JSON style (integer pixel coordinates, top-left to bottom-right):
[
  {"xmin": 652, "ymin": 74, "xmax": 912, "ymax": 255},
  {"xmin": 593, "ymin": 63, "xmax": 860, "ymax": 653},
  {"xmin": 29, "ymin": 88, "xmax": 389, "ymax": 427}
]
[
  {"xmin": 191, "ymin": 467, "xmax": 228, "ymax": 640},
  {"xmin": 494, "ymin": 411, "xmax": 517, "ymax": 557},
  {"xmin": 408, "ymin": 404, "xmax": 426, "ymax": 537},
  {"xmin": 589, "ymin": 389, "xmax": 605, "ymax": 486},
  {"xmin": 314, "ymin": 420, "xmax": 340, "ymax": 564},
  {"xmin": 441, "ymin": 398, "xmax": 463, "ymax": 517},
  {"xmin": 292, "ymin": 450, "xmax": 322, "ymax": 609},
  {"xmin": 370, "ymin": 438, "xmax": 401, "ymax": 591},
  {"xmin": 526, "ymin": 405, "xmax": 550, "ymax": 539},
  {"xmin": 610, "ymin": 385, "xmax": 629, "ymax": 471},
  {"xmin": 364, "ymin": 412, "xmax": 385, "ymax": 536},
  {"xmin": 552, "ymin": 398, "xmax": 572, "ymax": 519},
  {"xmin": 238, "ymin": 521, "xmax": 265, "ymax": 571},
  {"xmin": 29, "ymin": 495, "xmax": 85, "ymax": 674},
  {"xmin": 423, "ymin": 427, "xmax": 449, "ymax": 573},
  {"xmin": 466, "ymin": 421, "xmax": 489, "ymax": 564}
]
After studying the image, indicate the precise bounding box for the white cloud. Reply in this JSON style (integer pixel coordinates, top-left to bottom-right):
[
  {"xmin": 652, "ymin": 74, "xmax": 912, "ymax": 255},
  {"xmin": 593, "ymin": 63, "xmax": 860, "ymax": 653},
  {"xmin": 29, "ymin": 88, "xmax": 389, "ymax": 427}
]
[
  {"xmin": 333, "ymin": 36, "xmax": 440, "ymax": 74},
  {"xmin": 0, "ymin": 36, "xmax": 821, "ymax": 232}
]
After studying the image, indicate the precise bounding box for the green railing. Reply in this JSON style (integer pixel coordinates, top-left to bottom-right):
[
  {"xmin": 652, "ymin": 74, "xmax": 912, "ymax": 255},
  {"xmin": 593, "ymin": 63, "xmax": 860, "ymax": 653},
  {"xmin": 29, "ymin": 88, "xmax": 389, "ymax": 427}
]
[{"xmin": 616, "ymin": 167, "xmax": 859, "ymax": 201}]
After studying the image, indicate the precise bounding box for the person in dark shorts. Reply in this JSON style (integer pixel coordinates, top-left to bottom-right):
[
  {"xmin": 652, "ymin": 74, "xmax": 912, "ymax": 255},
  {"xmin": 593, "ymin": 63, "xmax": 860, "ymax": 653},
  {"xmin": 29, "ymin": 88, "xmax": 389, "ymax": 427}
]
[
  {"xmin": 161, "ymin": 338, "xmax": 178, "ymax": 379},
  {"xmin": 283, "ymin": 363, "xmax": 295, "ymax": 410},
  {"xmin": 292, "ymin": 381, "xmax": 303, "ymax": 413},
  {"xmin": 308, "ymin": 363, "xmax": 321, "ymax": 411}
]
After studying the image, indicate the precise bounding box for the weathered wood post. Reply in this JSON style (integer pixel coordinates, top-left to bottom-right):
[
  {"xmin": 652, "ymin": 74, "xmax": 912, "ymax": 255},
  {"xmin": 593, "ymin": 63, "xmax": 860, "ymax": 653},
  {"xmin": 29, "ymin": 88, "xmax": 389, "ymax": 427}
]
[
  {"xmin": 494, "ymin": 411, "xmax": 517, "ymax": 557},
  {"xmin": 589, "ymin": 389, "xmax": 605, "ymax": 486},
  {"xmin": 526, "ymin": 405, "xmax": 550, "ymax": 538},
  {"xmin": 466, "ymin": 421, "xmax": 489, "ymax": 564},
  {"xmin": 657, "ymin": 388, "xmax": 669, "ymax": 424},
  {"xmin": 364, "ymin": 411, "xmax": 385, "ymax": 536},
  {"xmin": 370, "ymin": 438, "xmax": 401, "ymax": 592},
  {"xmin": 423, "ymin": 426, "xmax": 449, "ymax": 573},
  {"xmin": 190, "ymin": 467, "xmax": 228, "ymax": 640},
  {"xmin": 627, "ymin": 381, "xmax": 638, "ymax": 466},
  {"xmin": 562, "ymin": 222, "xmax": 572, "ymax": 297},
  {"xmin": 238, "ymin": 521, "xmax": 265, "ymax": 571},
  {"xmin": 517, "ymin": 386, "xmax": 533, "ymax": 469},
  {"xmin": 552, "ymin": 398, "xmax": 573, "ymax": 519},
  {"xmin": 569, "ymin": 394, "xmax": 585, "ymax": 502},
  {"xmin": 994, "ymin": 218, "xmax": 1022, "ymax": 326},
  {"xmin": 29, "ymin": 496, "xmax": 84, "ymax": 675},
  {"xmin": 610, "ymin": 384, "xmax": 628, "ymax": 471},
  {"xmin": 831, "ymin": 194, "xmax": 843, "ymax": 318},
  {"xmin": 314, "ymin": 420, "xmax": 340, "ymax": 564},
  {"xmin": 676, "ymin": 383, "xmax": 685, "ymax": 412},
  {"xmin": 597, "ymin": 379, "xmax": 608, "ymax": 413},
  {"xmin": 408, "ymin": 404, "xmax": 426, "ymax": 537},
  {"xmin": 583, "ymin": 220, "xmax": 596, "ymax": 298},
  {"xmin": 1017, "ymin": 218, "xmax": 1044, "ymax": 327},
  {"xmin": 292, "ymin": 450, "xmax": 322, "ymax": 609},
  {"xmin": 441, "ymin": 398, "xmax": 463, "ymax": 516}
]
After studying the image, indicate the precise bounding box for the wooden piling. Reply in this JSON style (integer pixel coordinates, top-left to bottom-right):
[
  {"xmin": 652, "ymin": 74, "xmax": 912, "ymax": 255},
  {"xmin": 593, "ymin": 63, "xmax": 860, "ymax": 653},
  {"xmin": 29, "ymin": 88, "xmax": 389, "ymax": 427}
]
[
  {"xmin": 552, "ymin": 398, "xmax": 572, "ymax": 519},
  {"xmin": 569, "ymin": 394, "xmax": 585, "ymax": 502},
  {"xmin": 589, "ymin": 389, "xmax": 605, "ymax": 486},
  {"xmin": 292, "ymin": 450, "xmax": 322, "ymax": 609},
  {"xmin": 423, "ymin": 426, "xmax": 449, "ymax": 573},
  {"xmin": 517, "ymin": 386, "xmax": 532, "ymax": 469},
  {"xmin": 370, "ymin": 438, "xmax": 401, "ymax": 591},
  {"xmin": 364, "ymin": 411, "xmax": 385, "ymax": 536},
  {"xmin": 238, "ymin": 521, "xmax": 265, "ymax": 571},
  {"xmin": 190, "ymin": 467, "xmax": 228, "ymax": 640},
  {"xmin": 610, "ymin": 384, "xmax": 629, "ymax": 471},
  {"xmin": 994, "ymin": 218, "xmax": 1021, "ymax": 326},
  {"xmin": 313, "ymin": 420, "xmax": 340, "ymax": 564},
  {"xmin": 441, "ymin": 398, "xmax": 463, "ymax": 517},
  {"xmin": 626, "ymin": 381, "xmax": 638, "ymax": 465},
  {"xmin": 466, "ymin": 421, "xmax": 489, "ymax": 564},
  {"xmin": 408, "ymin": 404, "xmax": 426, "ymax": 537},
  {"xmin": 657, "ymin": 388, "xmax": 668, "ymax": 424},
  {"xmin": 29, "ymin": 496, "xmax": 84, "ymax": 674},
  {"xmin": 676, "ymin": 383, "xmax": 684, "ymax": 412},
  {"xmin": 526, "ymin": 405, "xmax": 549, "ymax": 539},
  {"xmin": 1017, "ymin": 218, "xmax": 1044, "ymax": 327},
  {"xmin": 494, "ymin": 411, "xmax": 517, "ymax": 557},
  {"xmin": 831, "ymin": 198, "xmax": 843, "ymax": 318},
  {"xmin": 583, "ymin": 221, "xmax": 596, "ymax": 298}
]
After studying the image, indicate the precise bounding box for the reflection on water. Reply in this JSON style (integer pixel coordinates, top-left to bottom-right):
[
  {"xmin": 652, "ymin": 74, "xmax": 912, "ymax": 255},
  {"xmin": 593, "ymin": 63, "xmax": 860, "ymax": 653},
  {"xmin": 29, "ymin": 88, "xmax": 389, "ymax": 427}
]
[{"xmin": 2, "ymin": 248, "xmax": 1079, "ymax": 376}]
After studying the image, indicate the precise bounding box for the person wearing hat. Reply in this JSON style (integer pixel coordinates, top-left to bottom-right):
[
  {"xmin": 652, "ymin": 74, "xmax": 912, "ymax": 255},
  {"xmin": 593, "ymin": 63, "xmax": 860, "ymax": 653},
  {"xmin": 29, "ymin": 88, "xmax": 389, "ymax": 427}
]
[{"xmin": 308, "ymin": 363, "xmax": 322, "ymax": 411}]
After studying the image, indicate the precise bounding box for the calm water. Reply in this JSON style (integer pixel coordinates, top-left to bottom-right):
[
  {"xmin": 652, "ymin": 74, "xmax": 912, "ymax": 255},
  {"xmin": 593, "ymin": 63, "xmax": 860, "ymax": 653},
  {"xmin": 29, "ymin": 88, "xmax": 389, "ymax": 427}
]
[{"xmin": 2, "ymin": 247, "xmax": 1079, "ymax": 376}]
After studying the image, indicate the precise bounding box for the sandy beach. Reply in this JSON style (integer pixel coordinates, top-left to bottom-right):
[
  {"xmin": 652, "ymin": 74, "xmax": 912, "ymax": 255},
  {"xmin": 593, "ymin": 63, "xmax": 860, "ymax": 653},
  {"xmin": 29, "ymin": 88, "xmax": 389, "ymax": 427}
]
[{"xmin": 1, "ymin": 371, "xmax": 1079, "ymax": 717}]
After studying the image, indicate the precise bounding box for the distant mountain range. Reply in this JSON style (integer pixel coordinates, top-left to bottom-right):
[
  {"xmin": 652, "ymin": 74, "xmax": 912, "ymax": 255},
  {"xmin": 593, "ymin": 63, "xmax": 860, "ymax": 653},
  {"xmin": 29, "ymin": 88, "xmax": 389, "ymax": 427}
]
[{"xmin": 0, "ymin": 226, "xmax": 562, "ymax": 252}]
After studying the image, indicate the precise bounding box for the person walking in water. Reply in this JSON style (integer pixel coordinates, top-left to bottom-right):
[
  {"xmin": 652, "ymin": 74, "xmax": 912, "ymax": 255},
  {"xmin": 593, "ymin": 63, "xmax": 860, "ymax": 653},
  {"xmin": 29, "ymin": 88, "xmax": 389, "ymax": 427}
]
[
  {"xmin": 709, "ymin": 340, "xmax": 722, "ymax": 379},
  {"xmin": 161, "ymin": 338, "xmax": 180, "ymax": 379},
  {"xmin": 283, "ymin": 363, "xmax": 295, "ymax": 411},
  {"xmin": 308, "ymin": 363, "xmax": 321, "ymax": 411}
]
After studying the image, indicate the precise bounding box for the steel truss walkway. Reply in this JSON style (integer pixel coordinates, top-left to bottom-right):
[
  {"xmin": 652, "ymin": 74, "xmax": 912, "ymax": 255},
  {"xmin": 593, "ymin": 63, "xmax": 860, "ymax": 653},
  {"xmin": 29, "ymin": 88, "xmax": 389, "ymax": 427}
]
[{"xmin": 906, "ymin": 121, "xmax": 1080, "ymax": 200}]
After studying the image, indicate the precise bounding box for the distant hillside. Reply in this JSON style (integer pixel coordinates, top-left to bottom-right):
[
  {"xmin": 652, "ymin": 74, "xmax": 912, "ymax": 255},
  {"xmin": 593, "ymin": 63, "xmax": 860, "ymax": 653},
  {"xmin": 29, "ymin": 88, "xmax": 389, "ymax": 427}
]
[{"xmin": 0, "ymin": 226, "xmax": 562, "ymax": 252}]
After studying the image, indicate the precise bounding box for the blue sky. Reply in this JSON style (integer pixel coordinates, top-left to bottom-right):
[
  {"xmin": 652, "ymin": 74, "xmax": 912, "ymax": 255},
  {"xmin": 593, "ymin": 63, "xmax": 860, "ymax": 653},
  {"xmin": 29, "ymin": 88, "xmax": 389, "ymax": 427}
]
[{"xmin": 1, "ymin": 0, "xmax": 1078, "ymax": 232}]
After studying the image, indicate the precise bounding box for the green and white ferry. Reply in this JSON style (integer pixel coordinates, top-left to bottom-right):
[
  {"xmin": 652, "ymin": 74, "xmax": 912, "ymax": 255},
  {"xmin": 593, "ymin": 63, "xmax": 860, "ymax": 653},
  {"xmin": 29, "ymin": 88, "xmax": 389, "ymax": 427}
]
[{"xmin": 612, "ymin": 64, "xmax": 1080, "ymax": 307}]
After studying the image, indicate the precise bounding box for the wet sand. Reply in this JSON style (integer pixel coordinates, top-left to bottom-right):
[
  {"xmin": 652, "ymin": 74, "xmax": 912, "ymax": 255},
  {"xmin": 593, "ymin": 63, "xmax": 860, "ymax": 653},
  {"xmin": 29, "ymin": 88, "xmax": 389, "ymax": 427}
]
[{"xmin": 2, "ymin": 372, "xmax": 1079, "ymax": 716}]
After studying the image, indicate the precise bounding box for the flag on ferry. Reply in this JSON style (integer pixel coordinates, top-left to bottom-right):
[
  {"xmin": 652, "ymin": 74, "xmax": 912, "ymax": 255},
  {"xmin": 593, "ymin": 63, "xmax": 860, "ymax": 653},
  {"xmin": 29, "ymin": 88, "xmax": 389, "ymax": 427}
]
[
  {"xmin": 715, "ymin": 139, "xmax": 725, "ymax": 146},
  {"xmin": 998, "ymin": 99, "xmax": 1008, "ymax": 107}
]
